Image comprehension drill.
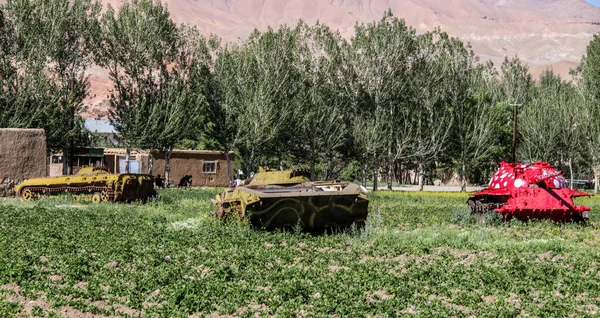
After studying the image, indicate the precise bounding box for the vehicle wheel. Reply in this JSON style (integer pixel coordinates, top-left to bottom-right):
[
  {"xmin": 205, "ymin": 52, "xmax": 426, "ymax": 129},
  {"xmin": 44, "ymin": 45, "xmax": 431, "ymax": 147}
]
[
  {"xmin": 467, "ymin": 199, "xmax": 477, "ymax": 213},
  {"xmin": 100, "ymin": 190, "xmax": 109, "ymax": 202},
  {"xmin": 21, "ymin": 188, "xmax": 34, "ymax": 201},
  {"xmin": 91, "ymin": 192, "xmax": 103, "ymax": 203}
]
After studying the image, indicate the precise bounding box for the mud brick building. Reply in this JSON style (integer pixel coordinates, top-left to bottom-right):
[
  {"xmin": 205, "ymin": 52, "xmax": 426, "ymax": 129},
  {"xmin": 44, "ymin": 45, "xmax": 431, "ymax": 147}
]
[
  {"xmin": 150, "ymin": 150, "xmax": 234, "ymax": 187},
  {"xmin": 77, "ymin": 148, "xmax": 235, "ymax": 188},
  {"xmin": 1, "ymin": 127, "xmax": 233, "ymax": 188}
]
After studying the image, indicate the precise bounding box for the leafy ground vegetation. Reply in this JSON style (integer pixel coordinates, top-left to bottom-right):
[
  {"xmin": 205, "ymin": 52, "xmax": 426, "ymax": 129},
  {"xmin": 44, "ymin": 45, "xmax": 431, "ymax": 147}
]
[{"xmin": 1, "ymin": 189, "xmax": 600, "ymax": 317}]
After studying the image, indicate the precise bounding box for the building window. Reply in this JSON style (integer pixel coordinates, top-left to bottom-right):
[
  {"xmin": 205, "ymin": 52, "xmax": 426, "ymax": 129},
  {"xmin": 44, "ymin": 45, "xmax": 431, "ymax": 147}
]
[
  {"xmin": 203, "ymin": 161, "xmax": 217, "ymax": 174},
  {"xmin": 52, "ymin": 156, "xmax": 63, "ymax": 164}
]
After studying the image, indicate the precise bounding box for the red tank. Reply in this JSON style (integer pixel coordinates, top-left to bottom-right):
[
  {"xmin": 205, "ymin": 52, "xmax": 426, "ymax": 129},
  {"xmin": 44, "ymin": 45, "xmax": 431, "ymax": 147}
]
[{"xmin": 468, "ymin": 161, "xmax": 592, "ymax": 222}]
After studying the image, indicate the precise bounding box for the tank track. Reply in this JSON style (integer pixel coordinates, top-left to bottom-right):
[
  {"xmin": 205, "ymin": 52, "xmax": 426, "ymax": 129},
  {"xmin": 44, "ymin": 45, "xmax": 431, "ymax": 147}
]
[
  {"xmin": 20, "ymin": 186, "xmax": 114, "ymax": 201},
  {"xmin": 467, "ymin": 198, "xmax": 505, "ymax": 214}
]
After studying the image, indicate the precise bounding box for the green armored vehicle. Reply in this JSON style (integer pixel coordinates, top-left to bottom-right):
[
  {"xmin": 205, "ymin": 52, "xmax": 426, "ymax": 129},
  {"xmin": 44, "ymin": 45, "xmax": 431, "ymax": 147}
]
[
  {"xmin": 212, "ymin": 168, "xmax": 369, "ymax": 234},
  {"xmin": 14, "ymin": 167, "xmax": 156, "ymax": 202}
]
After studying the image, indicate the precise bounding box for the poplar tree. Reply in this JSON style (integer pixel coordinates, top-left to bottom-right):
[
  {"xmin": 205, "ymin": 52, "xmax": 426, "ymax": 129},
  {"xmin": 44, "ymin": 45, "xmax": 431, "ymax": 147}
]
[
  {"xmin": 409, "ymin": 30, "xmax": 455, "ymax": 191},
  {"xmin": 212, "ymin": 44, "xmax": 245, "ymax": 186},
  {"xmin": 5, "ymin": 0, "xmax": 100, "ymax": 174},
  {"xmin": 0, "ymin": 4, "xmax": 56, "ymax": 130},
  {"xmin": 576, "ymin": 34, "xmax": 600, "ymax": 193},
  {"xmin": 295, "ymin": 22, "xmax": 349, "ymax": 180},
  {"xmin": 348, "ymin": 11, "xmax": 416, "ymax": 190},
  {"xmin": 220, "ymin": 27, "xmax": 301, "ymax": 174},
  {"xmin": 97, "ymin": 0, "xmax": 203, "ymax": 182},
  {"xmin": 500, "ymin": 56, "xmax": 532, "ymax": 162},
  {"xmin": 447, "ymin": 37, "xmax": 502, "ymax": 191}
]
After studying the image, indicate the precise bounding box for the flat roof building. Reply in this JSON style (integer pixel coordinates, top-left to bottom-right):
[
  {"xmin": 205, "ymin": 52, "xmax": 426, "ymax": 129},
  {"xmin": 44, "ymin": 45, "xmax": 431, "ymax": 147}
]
[{"xmin": 85, "ymin": 118, "xmax": 118, "ymax": 146}]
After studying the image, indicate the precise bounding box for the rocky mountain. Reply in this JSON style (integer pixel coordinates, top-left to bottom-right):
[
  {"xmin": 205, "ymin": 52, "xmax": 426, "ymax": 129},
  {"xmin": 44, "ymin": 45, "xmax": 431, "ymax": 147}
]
[{"xmin": 98, "ymin": 0, "xmax": 600, "ymax": 67}]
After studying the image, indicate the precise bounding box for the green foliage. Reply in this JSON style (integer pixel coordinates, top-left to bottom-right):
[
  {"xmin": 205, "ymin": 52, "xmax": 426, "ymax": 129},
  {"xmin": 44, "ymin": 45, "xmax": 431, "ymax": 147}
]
[
  {"xmin": 294, "ymin": 22, "xmax": 350, "ymax": 180},
  {"xmin": 501, "ymin": 56, "xmax": 533, "ymax": 105},
  {"xmin": 98, "ymin": 0, "xmax": 182, "ymax": 151},
  {"xmin": 348, "ymin": 12, "xmax": 417, "ymax": 187},
  {"xmin": 1, "ymin": 0, "xmax": 100, "ymax": 155},
  {"xmin": 2, "ymin": 2, "xmax": 600, "ymax": 190},
  {"xmin": 339, "ymin": 159, "xmax": 362, "ymax": 182},
  {"xmin": 576, "ymin": 33, "xmax": 600, "ymax": 193},
  {"xmin": 2, "ymin": 190, "xmax": 600, "ymax": 316}
]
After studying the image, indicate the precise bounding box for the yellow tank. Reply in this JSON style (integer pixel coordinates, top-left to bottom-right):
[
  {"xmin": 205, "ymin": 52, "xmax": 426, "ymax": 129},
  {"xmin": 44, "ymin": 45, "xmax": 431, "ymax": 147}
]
[
  {"xmin": 212, "ymin": 168, "xmax": 369, "ymax": 234},
  {"xmin": 14, "ymin": 167, "xmax": 156, "ymax": 203}
]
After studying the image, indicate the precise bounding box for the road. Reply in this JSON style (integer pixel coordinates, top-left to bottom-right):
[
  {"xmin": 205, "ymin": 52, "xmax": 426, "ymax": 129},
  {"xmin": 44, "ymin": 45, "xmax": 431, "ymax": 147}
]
[{"xmin": 369, "ymin": 185, "xmax": 485, "ymax": 192}]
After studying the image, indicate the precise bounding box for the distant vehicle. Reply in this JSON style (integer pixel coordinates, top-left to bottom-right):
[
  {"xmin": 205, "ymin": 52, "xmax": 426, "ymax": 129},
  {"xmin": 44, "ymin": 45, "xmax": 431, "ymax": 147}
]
[
  {"xmin": 14, "ymin": 167, "xmax": 156, "ymax": 203},
  {"xmin": 584, "ymin": 181, "xmax": 595, "ymax": 190}
]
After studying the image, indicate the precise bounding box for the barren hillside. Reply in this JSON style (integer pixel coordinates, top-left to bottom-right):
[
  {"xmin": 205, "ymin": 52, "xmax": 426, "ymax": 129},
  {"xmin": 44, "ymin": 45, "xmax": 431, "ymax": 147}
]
[{"xmin": 97, "ymin": 0, "xmax": 599, "ymax": 68}]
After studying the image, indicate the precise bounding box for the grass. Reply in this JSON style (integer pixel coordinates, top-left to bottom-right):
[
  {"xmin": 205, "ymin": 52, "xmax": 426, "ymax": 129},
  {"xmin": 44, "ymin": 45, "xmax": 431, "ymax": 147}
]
[{"xmin": 1, "ymin": 189, "xmax": 600, "ymax": 316}]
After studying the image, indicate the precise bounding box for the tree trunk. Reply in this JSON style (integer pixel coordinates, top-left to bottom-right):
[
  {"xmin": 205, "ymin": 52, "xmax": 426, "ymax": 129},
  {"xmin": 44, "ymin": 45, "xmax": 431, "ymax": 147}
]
[
  {"xmin": 593, "ymin": 163, "xmax": 599, "ymax": 195},
  {"xmin": 147, "ymin": 149, "xmax": 154, "ymax": 175},
  {"xmin": 361, "ymin": 156, "xmax": 367, "ymax": 187},
  {"xmin": 69, "ymin": 143, "xmax": 74, "ymax": 175},
  {"xmin": 418, "ymin": 161, "xmax": 424, "ymax": 191},
  {"xmin": 245, "ymin": 159, "xmax": 252, "ymax": 178},
  {"xmin": 245, "ymin": 147, "xmax": 255, "ymax": 177},
  {"xmin": 568, "ymin": 156, "xmax": 574, "ymax": 190},
  {"xmin": 460, "ymin": 162, "xmax": 467, "ymax": 192},
  {"xmin": 413, "ymin": 165, "xmax": 418, "ymax": 185},
  {"xmin": 62, "ymin": 148, "xmax": 68, "ymax": 175},
  {"xmin": 125, "ymin": 148, "xmax": 131, "ymax": 173},
  {"xmin": 398, "ymin": 163, "xmax": 402, "ymax": 185},
  {"xmin": 46, "ymin": 150, "xmax": 50, "ymax": 177},
  {"xmin": 279, "ymin": 153, "xmax": 284, "ymax": 171},
  {"xmin": 387, "ymin": 161, "xmax": 393, "ymax": 190},
  {"xmin": 460, "ymin": 153, "xmax": 467, "ymax": 192},
  {"xmin": 388, "ymin": 101, "xmax": 395, "ymax": 190},
  {"xmin": 225, "ymin": 150, "xmax": 232, "ymax": 187},
  {"xmin": 325, "ymin": 152, "xmax": 333, "ymax": 181},
  {"xmin": 164, "ymin": 146, "xmax": 172, "ymax": 187},
  {"xmin": 372, "ymin": 153, "xmax": 378, "ymax": 192},
  {"xmin": 310, "ymin": 158, "xmax": 316, "ymax": 181}
]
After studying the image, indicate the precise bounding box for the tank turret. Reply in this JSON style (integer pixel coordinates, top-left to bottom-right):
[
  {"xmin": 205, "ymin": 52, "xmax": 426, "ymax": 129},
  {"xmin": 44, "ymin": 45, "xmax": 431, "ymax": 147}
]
[{"xmin": 247, "ymin": 168, "xmax": 312, "ymax": 186}]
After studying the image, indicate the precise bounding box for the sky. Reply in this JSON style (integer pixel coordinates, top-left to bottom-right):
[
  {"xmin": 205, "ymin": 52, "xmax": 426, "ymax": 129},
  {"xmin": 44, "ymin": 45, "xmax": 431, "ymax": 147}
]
[{"xmin": 586, "ymin": 0, "xmax": 600, "ymax": 7}]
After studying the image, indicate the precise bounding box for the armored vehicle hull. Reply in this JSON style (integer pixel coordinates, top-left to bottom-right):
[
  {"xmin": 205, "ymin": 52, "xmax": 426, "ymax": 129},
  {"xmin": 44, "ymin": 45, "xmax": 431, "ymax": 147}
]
[
  {"xmin": 213, "ymin": 169, "xmax": 369, "ymax": 233},
  {"xmin": 14, "ymin": 167, "xmax": 156, "ymax": 202}
]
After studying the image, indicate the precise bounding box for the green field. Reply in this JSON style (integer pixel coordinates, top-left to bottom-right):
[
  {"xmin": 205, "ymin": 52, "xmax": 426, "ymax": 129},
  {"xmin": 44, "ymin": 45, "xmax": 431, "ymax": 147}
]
[{"xmin": 1, "ymin": 189, "xmax": 600, "ymax": 317}]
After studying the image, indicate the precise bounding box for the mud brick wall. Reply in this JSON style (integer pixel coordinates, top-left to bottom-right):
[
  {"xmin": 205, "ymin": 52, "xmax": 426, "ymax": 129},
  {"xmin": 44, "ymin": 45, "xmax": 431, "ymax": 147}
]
[
  {"xmin": 0, "ymin": 128, "xmax": 47, "ymax": 182},
  {"xmin": 151, "ymin": 150, "xmax": 234, "ymax": 187}
]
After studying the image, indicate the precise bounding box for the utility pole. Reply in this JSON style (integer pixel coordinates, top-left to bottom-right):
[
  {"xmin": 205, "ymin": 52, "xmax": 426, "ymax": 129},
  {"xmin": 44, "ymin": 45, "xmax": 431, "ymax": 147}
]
[
  {"xmin": 69, "ymin": 75, "xmax": 75, "ymax": 175},
  {"xmin": 509, "ymin": 101, "xmax": 523, "ymax": 163}
]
